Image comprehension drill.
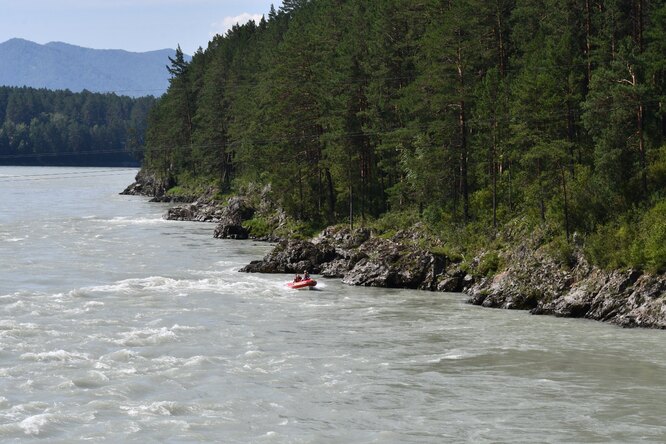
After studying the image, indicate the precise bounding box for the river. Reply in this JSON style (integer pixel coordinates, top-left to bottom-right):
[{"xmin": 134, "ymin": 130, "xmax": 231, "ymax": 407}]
[{"xmin": 1, "ymin": 166, "xmax": 666, "ymax": 443}]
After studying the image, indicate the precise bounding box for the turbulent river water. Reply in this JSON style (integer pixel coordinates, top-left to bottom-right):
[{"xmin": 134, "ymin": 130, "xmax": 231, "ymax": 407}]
[{"xmin": 1, "ymin": 166, "xmax": 666, "ymax": 443}]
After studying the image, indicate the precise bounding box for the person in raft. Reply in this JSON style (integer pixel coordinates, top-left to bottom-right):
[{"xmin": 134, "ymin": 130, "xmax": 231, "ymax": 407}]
[
  {"xmin": 294, "ymin": 274, "xmax": 302, "ymax": 282},
  {"xmin": 303, "ymin": 270, "xmax": 310, "ymax": 280}
]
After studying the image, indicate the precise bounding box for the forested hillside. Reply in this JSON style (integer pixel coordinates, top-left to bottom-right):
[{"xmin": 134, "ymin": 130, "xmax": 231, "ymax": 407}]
[
  {"xmin": 141, "ymin": 0, "xmax": 666, "ymax": 271},
  {"xmin": 0, "ymin": 87, "xmax": 155, "ymax": 166}
]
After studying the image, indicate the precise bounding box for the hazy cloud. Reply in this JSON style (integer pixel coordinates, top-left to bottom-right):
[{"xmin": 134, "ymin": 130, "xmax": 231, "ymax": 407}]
[{"xmin": 211, "ymin": 13, "xmax": 263, "ymax": 37}]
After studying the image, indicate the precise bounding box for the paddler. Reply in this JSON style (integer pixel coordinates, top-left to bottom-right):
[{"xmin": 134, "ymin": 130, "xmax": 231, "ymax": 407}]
[{"xmin": 303, "ymin": 270, "xmax": 310, "ymax": 280}]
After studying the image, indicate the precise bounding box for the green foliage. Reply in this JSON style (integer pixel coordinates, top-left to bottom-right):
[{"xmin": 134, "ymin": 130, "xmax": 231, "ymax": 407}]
[
  {"xmin": 544, "ymin": 235, "xmax": 576, "ymax": 269},
  {"xmin": 649, "ymin": 146, "xmax": 666, "ymax": 196},
  {"xmin": 0, "ymin": 86, "xmax": 155, "ymax": 166},
  {"xmin": 477, "ymin": 251, "xmax": 501, "ymax": 277},
  {"xmin": 137, "ymin": 0, "xmax": 666, "ymax": 274},
  {"xmin": 274, "ymin": 219, "xmax": 321, "ymax": 240},
  {"xmin": 428, "ymin": 245, "xmax": 463, "ymax": 263},
  {"xmin": 584, "ymin": 200, "xmax": 666, "ymax": 273},
  {"xmin": 368, "ymin": 210, "xmax": 421, "ymax": 235},
  {"xmin": 633, "ymin": 201, "xmax": 666, "ymax": 272},
  {"xmin": 242, "ymin": 217, "xmax": 274, "ymax": 238},
  {"xmin": 165, "ymin": 173, "xmax": 216, "ymax": 199},
  {"xmin": 586, "ymin": 215, "xmax": 637, "ymax": 270}
]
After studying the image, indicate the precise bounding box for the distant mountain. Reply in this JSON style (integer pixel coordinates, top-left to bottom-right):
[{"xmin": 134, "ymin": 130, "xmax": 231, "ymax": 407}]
[{"xmin": 0, "ymin": 38, "xmax": 185, "ymax": 97}]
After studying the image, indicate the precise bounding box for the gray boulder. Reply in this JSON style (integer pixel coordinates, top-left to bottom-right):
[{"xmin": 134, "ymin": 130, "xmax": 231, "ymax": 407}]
[
  {"xmin": 213, "ymin": 197, "xmax": 255, "ymax": 240},
  {"xmin": 240, "ymin": 240, "xmax": 337, "ymax": 274}
]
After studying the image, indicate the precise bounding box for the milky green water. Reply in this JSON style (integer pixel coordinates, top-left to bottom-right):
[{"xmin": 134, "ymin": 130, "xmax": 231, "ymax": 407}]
[{"xmin": 1, "ymin": 166, "xmax": 666, "ymax": 443}]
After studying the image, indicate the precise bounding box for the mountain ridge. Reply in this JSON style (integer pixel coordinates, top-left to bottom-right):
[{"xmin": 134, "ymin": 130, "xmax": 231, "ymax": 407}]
[{"xmin": 0, "ymin": 38, "xmax": 184, "ymax": 97}]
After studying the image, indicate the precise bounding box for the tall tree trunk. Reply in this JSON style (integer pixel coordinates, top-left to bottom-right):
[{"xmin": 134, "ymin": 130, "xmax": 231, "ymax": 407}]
[
  {"xmin": 638, "ymin": 102, "xmax": 648, "ymax": 197},
  {"xmin": 349, "ymin": 183, "xmax": 354, "ymax": 230},
  {"xmin": 457, "ymin": 44, "xmax": 469, "ymax": 224},
  {"xmin": 317, "ymin": 167, "xmax": 322, "ymax": 215},
  {"xmin": 348, "ymin": 149, "xmax": 354, "ymax": 230},
  {"xmin": 584, "ymin": 0, "xmax": 592, "ymax": 88},
  {"xmin": 567, "ymin": 102, "xmax": 576, "ymax": 177},
  {"xmin": 560, "ymin": 163, "xmax": 570, "ymax": 241},
  {"xmin": 459, "ymin": 101, "xmax": 469, "ymax": 224},
  {"xmin": 495, "ymin": 0, "xmax": 507, "ymax": 77},
  {"xmin": 490, "ymin": 114, "xmax": 498, "ymax": 229},
  {"xmin": 325, "ymin": 168, "xmax": 336, "ymax": 223},
  {"xmin": 538, "ymin": 159, "xmax": 545, "ymax": 222},
  {"xmin": 508, "ymin": 159, "xmax": 513, "ymax": 212},
  {"xmin": 298, "ymin": 173, "xmax": 304, "ymax": 220},
  {"xmin": 634, "ymin": 0, "xmax": 644, "ymax": 52}
]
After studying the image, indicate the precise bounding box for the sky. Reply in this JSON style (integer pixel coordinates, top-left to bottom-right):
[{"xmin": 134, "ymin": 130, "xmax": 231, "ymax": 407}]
[{"xmin": 0, "ymin": 0, "xmax": 282, "ymax": 54}]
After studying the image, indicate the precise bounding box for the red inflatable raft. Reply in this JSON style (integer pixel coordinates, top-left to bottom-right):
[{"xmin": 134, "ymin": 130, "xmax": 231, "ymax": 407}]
[{"xmin": 287, "ymin": 278, "xmax": 317, "ymax": 289}]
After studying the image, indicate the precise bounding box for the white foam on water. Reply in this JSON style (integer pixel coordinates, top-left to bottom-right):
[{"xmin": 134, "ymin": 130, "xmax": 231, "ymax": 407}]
[
  {"xmin": 70, "ymin": 274, "xmax": 272, "ymax": 300},
  {"xmin": 120, "ymin": 401, "xmax": 192, "ymax": 417},
  {"xmin": 114, "ymin": 326, "xmax": 179, "ymax": 347},
  {"xmin": 103, "ymin": 216, "xmax": 173, "ymax": 226},
  {"xmin": 100, "ymin": 349, "xmax": 141, "ymax": 363},
  {"xmin": 148, "ymin": 355, "xmax": 212, "ymax": 374},
  {"xmin": 183, "ymin": 355, "xmax": 209, "ymax": 367},
  {"xmin": 170, "ymin": 323, "xmax": 205, "ymax": 332},
  {"xmin": 3, "ymin": 408, "xmax": 96, "ymax": 437},
  {"xmin": 3, "ymin": 300, "xmax": 30, "ymax": 313},
  {"xmin": 78, "ymin": 276, "xmax": 181, "ymax": 294},
  {"xmin": 19, "ymin": 413, "xmax": 55, "ymax": 436},
  {"xmin": 436, "ymin": 349, "xmax": 485, "ymax": 361},
  {"xmin": 57, "ymin": 380, "xmax": 76, "ymax": 390},
  {"xmin": 4, "ymin": 237, "xmax": 27, "ymax": 243},
  {"xmin": 0, "ymin": 402, "xmax": 59, "ymax": 437},
  {"xmin": 20, "ymin": 350, "xmax": 91, "ymax": 362},
  {"xmin": 6, "ymin": 402, "xmax": 50, "ymax": 418},
  {"xmin": 242, "ymin": 364, "xmax": 269, "ymax": 374},
  {"xmin": 67, "ymin": 288, "xmax": 92, "ymax": 299},
  {"xmin": 0, "ymin": 320, "xmax": 38, "ymax": 331}
]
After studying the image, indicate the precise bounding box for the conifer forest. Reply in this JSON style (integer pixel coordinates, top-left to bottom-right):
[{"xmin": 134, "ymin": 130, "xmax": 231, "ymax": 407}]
[
  {"xmin": 0, "ymin": 87, "xmax": 155, "ymax": 166},
  {"xmin": 141, "ymin": 0, "xmax": 666, "ymax": 271}
]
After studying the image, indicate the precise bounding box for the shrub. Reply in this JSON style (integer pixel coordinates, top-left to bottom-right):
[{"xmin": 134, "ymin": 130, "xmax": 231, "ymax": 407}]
[
  {"xmin": 428, "ymin": 245, "xmax": 463, "ymax": 262},
  {"xmin": 477, "ymin": 251, "xmax": 501, "ymax": 276},
  {"xmin": 632, "ymin": 201, "xmax": 666, "ymax": 272},
  {"xmin": 585, "ymin": 220, "xmax": 634, "ymax": 270},
  {"xmin": 545, "ymin": 235, "xmax": 576, "ymax": 269},
  {"xmin": 242, "ymin": 217, "xmax": 274, "ymax": 238},
  {"xmin": 369, "ymin": 210, "xmax": 421, "ymax": 234}
]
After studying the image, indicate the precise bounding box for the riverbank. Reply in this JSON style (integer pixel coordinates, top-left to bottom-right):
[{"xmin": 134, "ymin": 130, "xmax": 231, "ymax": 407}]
[
  {"xmin": 122, "ymin": 175, "xmax": 666, "ymax": 329},
  {"xmin": 466, "ymin": 227, "xmax": 666, "ymax": 329}
]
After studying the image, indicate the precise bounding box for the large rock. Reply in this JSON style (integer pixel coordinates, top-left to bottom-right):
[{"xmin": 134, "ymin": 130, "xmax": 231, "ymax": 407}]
[
  {"xmin": 121, "ymin": 170, "xmax": 173, "ymax": 197},
  {"xmin": 437, "ymin": 266, "xmax": 469, "ymax": 293},
  {"xmin": 165, "ymin": 200, "xmax": 225, "ymax": 222},
  {"xmin": 213, "ymin": 197, "xmax": 256, "ymax": 240},
  {"xmin": 240, "ymin": 240, "xmax": 337, "ymax": 274},
  {"xmin": 311, "ymin": 227, "xmax": 373, "ymax": 277},
  {"xmin": 312, "ymin": 226, "xmax": 371, "ymax": 249},
  {"xmin": 341, "ymin": 237, "xmax": 448, "ymax": 290},
  {"xmin": 616, "ymin": 274, "xmax": 666, "ymax": 328}
]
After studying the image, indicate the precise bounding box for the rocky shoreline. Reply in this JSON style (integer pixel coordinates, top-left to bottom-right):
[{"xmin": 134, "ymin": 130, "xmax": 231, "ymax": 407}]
[
  {"xmin": 466, "ymin": 238, "xmax": 666, "ymax": 329},
  {"xmin": 240, "ymin": 226, "xmax": 473, "ymax": 292},
  {"xmin": 122, "ymin": 173, "xmax": 666, "ymax": 329}
]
